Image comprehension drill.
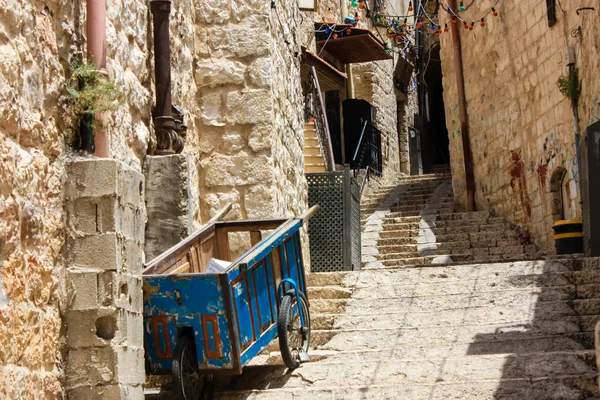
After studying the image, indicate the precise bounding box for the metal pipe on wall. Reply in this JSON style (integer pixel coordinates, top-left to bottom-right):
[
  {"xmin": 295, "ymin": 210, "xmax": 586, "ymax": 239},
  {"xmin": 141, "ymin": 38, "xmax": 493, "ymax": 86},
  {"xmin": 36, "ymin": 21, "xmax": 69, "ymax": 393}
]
[
  {"xmin": 86, "ymin": 0, "xmax": 109, "ymax": 157},
  {"xmin": 447, "ymin": 0, "xmax": 476, "ymax": 211},
  {"xmin": 341, "ymin": 0, "xmax": 355, "ymax": 99},
  {"xmin": 150, "ymin": 0, "xmax": 178, "ymax": 155}
]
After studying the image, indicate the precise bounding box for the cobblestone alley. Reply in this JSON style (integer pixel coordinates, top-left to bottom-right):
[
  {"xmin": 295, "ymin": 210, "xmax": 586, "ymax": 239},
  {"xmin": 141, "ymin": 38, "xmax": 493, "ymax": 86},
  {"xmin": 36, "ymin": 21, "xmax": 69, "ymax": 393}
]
[{"xmin": 212, "ymin": 171, "xmax": 600, "ymax": 399}]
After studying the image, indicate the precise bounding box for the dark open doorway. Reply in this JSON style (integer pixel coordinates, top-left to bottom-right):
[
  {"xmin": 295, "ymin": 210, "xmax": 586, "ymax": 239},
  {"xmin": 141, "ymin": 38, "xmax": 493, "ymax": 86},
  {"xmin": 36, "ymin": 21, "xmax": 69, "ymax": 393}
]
[{"xmin": 417, "ymin": 44, "xmax": 450, "ymax": 173}]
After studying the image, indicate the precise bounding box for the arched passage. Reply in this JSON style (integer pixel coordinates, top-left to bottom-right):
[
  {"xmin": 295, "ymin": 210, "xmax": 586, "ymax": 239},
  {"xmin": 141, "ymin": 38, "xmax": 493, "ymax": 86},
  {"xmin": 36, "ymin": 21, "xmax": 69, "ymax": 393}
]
[{"xmin": 549, "ymin": 167, "xmax": 567, "ymax": 221}]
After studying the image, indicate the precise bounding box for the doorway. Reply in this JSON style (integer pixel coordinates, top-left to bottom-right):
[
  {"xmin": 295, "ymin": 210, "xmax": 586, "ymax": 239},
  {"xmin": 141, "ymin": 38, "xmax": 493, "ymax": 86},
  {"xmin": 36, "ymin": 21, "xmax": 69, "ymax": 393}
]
[{"xmin": 418, "ymin": 44, "xmax": 450, "ymax": 172}]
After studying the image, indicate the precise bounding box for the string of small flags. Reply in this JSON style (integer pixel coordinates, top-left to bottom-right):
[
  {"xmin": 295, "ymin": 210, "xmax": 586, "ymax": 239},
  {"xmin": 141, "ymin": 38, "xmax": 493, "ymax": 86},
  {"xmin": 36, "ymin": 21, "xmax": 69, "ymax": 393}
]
[{"xmin": 368, "ymin": 0, "xmax": 501, "ymax": 49}]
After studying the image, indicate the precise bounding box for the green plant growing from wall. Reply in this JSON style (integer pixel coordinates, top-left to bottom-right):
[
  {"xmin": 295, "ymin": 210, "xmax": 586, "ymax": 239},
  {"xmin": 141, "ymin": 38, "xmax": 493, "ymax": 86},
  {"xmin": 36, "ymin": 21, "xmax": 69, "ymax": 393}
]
[
  {"xmin": 557, "ymin": 67, "xmax": 582, "ymax": 102},
  {"xmin": 67, "ymin": 59, "xmax": 122, "ymax": 128}
]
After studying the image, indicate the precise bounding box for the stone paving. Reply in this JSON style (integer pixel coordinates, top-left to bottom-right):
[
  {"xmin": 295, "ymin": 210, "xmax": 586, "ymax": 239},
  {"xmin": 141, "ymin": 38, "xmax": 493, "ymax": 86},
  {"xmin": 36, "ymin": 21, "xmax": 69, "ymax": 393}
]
[{"xmin": 212, "ymin": 172, "xmax": 600, "ymax": 399}]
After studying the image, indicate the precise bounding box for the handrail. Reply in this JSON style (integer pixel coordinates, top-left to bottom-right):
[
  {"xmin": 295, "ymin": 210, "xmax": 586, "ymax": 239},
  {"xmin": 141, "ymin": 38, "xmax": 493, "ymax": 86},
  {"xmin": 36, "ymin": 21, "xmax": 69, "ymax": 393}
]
[
  {"xmin": 359, "ymin": 167, "xmax": 371, "ymax": 196},
  {"xmin": 352, "ymin": 119, "xmax": 369, "ymax": 167},
  {"xmin": 305, "ymin": 67, "xmax": 335, "ymax": 171}
]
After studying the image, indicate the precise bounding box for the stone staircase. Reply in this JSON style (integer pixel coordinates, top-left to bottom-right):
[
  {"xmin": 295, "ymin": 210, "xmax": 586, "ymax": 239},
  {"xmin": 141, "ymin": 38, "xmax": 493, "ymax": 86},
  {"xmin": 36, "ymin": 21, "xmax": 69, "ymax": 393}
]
[
  {"xmin": 360, "ymin": 172, "xmax": 452, "ymax": 217},
  {"xmin": 304, "ymin": 122, "xmax": 326, "ymax": 173},
  {"xmin": 362, "ymin": 171, "xmax": 542, "ymax": 270},
  {"xmin": 148, "ymin": 170, "xmax": 600, "ymax": 399},
  {"xmin": 213, "ymin": 257, "xmax": 600, "ymax": 399}
]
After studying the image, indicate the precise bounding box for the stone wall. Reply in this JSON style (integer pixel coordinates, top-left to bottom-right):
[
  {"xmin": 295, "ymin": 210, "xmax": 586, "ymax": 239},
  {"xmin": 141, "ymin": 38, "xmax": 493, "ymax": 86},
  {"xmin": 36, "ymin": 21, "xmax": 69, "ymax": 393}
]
[
  {"xmin": 0, "ymin": 0, "xmax": 195, "ymax": 397},
  {"xmin": 398, "ymin": 90, "xmax": 419, "ymax": 174},
  {"xmin": 64, "ymin": 158, "xmax": 145, "ymax": 399},
  {"xmin": 353, "ymin": 58, "xmax": 401, "ymax": 181},
  {"xmin": 0, "ymin": 0, "xmax": 314, "ymax": 396},
  {"xmin": 438, "ymin": 1, "xmax": 600, "ymax": 252},
  {"xmin": 0, "ymin": 1, "xmax": 76, "ymax": 397},
  {"xmin": 194, "ymin": 0, "xmax": 308, "ymax": 237}
]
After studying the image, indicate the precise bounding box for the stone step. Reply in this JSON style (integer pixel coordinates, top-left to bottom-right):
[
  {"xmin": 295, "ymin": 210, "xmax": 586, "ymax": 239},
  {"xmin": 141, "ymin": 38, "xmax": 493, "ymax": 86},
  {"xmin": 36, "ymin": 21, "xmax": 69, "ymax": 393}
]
[
  {"xmin": 350, "ymin": 267, "xmax": 600, "ymax": 295},
  {"xmin": 215, "ymin": 350, "xmax": 597, "ymax": 390},
  {"xmin": 213, "ymin": 375, "xmax": 599, "ymax": 400},
  {"xmin": 306, "ymin": 164, "xmax": 326, "ymax": 173},
  {"xmin": 306, "ymin": 271, "xmax": 356, "ymax": 288},
  {"xmin": 375, "ymin": 251, "xmax": 422, "ymax": 260},
  {"xmin": 308, "ymin": 286, "xmax": 353, "ymax": 300},
  {"xmin": 378, "ymin": 230, "xmax": 415, "ymax": 238},
  {"xmin": 374, "ymin": 253, "xmax": 535, "ymax": 267},
  {"xmin": 375, "ymin": 236, "xmax": 418, "ymax": 246},
  {"xmin": 303, "ymin": 146, "xmax": 322, "ymax": 156},
  {"xmin": 304, "ymin": 155, "xmax": 324, "ymax": 163}
]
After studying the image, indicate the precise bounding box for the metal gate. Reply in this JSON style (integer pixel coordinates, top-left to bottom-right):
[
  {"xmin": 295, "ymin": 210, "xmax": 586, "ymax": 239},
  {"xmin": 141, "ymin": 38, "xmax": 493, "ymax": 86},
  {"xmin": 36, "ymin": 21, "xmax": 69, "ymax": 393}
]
[
  {"xmin": 306, "ymin": 167, "xmax": 361, "ymax": 272},
  {"xmin": 581, "ymin": 120, "xmax": 600, "ymax": 256}
]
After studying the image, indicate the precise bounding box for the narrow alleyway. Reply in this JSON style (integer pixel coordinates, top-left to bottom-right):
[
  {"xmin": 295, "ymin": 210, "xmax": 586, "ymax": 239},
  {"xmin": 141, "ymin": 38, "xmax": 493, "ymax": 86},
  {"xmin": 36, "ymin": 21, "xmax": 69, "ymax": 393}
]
[{"xmin": 212, "ymin": 171, "xmax": 600, "ymax": 399}]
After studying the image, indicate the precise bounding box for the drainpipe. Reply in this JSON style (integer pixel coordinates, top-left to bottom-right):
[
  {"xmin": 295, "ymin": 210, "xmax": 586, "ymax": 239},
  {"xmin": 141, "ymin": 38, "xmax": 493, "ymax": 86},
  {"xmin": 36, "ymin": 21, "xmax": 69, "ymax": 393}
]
[
  {"xmin": 86, "ymin": 0, "xmax": 109, "ymax": 157},
  {"xmin": 150, "ymin": 0, "xmax": 185, "ymax": 154},
  {"xmin": 341, "ymin": 0, "xmax": 355, "ymax": 99},
  {"xmin": 448, "ymin": 0, "xmax": 476, "ymax": 211}
]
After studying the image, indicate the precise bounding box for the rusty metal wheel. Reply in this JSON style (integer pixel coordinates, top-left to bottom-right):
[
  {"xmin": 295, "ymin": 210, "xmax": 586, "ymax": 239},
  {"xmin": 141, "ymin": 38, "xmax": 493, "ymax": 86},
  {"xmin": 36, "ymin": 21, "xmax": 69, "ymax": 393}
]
[
  {"xmin": 277, "ymin": 292, "xmax": 311, "ymax": 370},
  {"xmin": 172, "ymin": 336, "xmax": 204, "ymax": 400}
]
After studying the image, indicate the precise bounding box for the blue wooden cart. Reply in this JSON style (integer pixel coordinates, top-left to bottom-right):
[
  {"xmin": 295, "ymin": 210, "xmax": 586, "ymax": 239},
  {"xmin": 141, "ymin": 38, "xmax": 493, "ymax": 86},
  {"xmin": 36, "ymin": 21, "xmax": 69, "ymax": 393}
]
[{"xmin": 143, "ymin": 206, "xmax": 318, "ymax": 399}]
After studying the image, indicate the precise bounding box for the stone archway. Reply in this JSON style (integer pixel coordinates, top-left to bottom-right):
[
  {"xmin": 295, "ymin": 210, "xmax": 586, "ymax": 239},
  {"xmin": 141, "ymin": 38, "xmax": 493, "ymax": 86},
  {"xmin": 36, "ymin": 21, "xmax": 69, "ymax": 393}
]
[{"xmin": 549, "ymin": 167, "xmax": 567, "ymax": 221}]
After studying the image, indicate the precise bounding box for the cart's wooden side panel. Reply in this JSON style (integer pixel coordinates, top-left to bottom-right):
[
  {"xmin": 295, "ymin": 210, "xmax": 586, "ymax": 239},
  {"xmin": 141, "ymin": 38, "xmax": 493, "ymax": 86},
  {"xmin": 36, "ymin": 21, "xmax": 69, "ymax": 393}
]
[
  {"xmin": 143, "ymin": 274, "xmax": 236, "ymax": 374},
  {"xmin": 231, "ymin": 220, "xmax": 309, "ymax": 367}
]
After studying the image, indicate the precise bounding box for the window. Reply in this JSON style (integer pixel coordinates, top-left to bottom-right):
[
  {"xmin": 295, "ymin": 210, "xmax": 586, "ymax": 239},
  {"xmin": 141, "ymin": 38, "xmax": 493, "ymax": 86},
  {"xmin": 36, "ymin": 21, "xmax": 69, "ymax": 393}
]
[{"xmin": 546, "ymin": 0, "xmax": 557, "ymax": 27}]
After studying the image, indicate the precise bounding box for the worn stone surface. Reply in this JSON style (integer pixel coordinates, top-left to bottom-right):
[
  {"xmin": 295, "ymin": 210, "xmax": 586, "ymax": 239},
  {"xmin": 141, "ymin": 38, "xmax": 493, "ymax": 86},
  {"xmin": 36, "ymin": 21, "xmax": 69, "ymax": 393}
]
[
  {"xmin": 144, "ymin": 155, "xmax": 191, "ymax": 261},
  {"xmin": 438, "ymin": 2, "xmax": 600, "ymax": 253},
  {"xmin": 64, "ymin": 159, "xmax": 145, "ymax": 398}
]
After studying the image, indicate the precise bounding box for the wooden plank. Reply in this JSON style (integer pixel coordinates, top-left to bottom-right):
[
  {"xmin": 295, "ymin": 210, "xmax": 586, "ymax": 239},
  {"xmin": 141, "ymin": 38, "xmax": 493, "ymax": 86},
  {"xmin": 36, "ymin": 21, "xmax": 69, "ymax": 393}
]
[
  {"xmin": 271, "ymin": 246, "xmax": 283, "ymax": 296},
  {"xmin": 143, "ymin": 223, "xmax": 216, "ymax": 275},
  {"xmin": 216, "ymin": 229, "xmax": 231, "ymax": 261},
  {"xmin": 216, "ymin": 219, "xmax": 286, "ymax": 233},
  {"xmin": 317, "ymin": 32, "xmax": 392, "ymax": 63},
  {"xmin": 170, "ymin": 262, "xmax": 190, "ymax": 274},
  {"xmin": 190, "ymin": 245, "xmax": 201, "ymax": 273},
  {"xmin": 208, "ymin": 202, "xmax": 233, "ymax": 223},
  {"xmin": 250, "ymin": 231, "xmax": 262, "ymax": 247},
  {"xmin": 199, "ymin": 234, "xmax": 215, "ymax": 272},
  {"xmin": 300, "ymin": 205, "xmax": 320, "ymax": 224}
]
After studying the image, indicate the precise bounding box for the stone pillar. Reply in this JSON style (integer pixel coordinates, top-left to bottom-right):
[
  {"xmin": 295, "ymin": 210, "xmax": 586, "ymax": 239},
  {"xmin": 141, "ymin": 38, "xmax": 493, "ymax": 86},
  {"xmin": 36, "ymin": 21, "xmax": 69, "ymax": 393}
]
[
  {"xmin": 64, "ymin": 158, "xmax": 146, "ymax": 400},
  {"xmin": 144, "ymin": 154, "xmax": 191, "ymax": 261}
]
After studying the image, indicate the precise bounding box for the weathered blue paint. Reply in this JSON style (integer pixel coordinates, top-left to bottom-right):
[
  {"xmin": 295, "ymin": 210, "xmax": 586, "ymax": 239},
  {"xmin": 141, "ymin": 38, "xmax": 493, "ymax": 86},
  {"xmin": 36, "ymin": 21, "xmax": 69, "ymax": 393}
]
[
  {"xmin": 265, "ymin": 255, "xmax": 278, "ymax": 318},
  {"xmin": 254, "ymin": 262, "xmax": 272, "ymax": 329},
  {"xmin": 144, "ymin": 217, "xmax": 310, "ymax": 376},
  {"xmin": 240, "ymin": 324, "xmax": 278, "ymax": 365}
]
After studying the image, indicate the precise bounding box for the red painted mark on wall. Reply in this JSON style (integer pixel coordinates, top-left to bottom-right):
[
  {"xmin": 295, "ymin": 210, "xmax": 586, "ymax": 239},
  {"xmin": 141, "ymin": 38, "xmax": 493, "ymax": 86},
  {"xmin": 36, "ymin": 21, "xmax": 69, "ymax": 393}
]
[
  {"xmin": 510, "ymin": 151, "xmax": 533, "ymax": 217},
  {"xmin": 537, "ymin": 163, "xmax": 548, "ymax": 191}
]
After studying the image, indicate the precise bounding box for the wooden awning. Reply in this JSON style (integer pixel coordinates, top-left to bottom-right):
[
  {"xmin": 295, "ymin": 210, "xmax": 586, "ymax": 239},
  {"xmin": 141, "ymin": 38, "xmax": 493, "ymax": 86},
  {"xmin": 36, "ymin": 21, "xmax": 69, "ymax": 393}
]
[
  {"xmin": 316, "ymin": 27, "xmax": 392, "ymax": 64},
  {"xmin": 301, "ymin": 48, "xmax": 347, "ymax": 92}
]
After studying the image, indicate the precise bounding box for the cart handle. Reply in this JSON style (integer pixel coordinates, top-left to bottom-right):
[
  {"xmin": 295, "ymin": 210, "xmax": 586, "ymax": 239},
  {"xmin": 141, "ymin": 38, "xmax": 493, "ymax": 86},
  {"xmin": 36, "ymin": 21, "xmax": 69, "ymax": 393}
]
[
  {"xmin": 208, "ymin": 202, "xmax": 233, "ymax": 223},
  {"xmin": 298, "ymin": 205, "xmax": 319, "ymax": 224}
]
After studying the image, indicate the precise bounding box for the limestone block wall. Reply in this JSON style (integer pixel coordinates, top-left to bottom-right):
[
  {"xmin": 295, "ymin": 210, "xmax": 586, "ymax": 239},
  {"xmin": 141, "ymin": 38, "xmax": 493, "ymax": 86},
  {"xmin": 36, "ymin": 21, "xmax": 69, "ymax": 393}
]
[
  {"xmin": 353, "ymin": 59, "xmax": 401, "ymax": 181},
  {"xmin": 0, "ymin": 0, "xmax": 194, "ymax": 397},
  {"xmin": 0, "ymin": 2, "xmax": 76, "ymax": 397},
  {"xmin": 398, "ymin": 90, "xmax": 419, "ymax": 174},
  {"xmin": 438, "ymin": 1, "xmax": 600, "ymax": 252},
  {"xmin": 194, "ymin": 0, "xmax": 308, "ymax": 225},
  {"xmin": 64, "ymin": 158, "xmax": 145, "ymax": 399}
]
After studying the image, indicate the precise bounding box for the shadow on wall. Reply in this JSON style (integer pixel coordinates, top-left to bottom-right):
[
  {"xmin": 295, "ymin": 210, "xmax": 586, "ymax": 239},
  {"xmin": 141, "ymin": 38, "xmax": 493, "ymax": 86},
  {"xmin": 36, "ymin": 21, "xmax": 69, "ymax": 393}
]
[{"xmin": 467, "ymin": 259, "xmax": 599, "ymax": 398}]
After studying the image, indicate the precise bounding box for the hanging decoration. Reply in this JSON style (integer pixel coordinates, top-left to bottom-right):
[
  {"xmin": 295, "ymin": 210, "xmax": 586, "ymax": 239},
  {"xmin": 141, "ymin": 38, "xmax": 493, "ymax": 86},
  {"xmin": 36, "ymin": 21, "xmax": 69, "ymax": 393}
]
[{"xmin": 312, "ymin": 0, "xmax": 502, "ymax": 63}]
